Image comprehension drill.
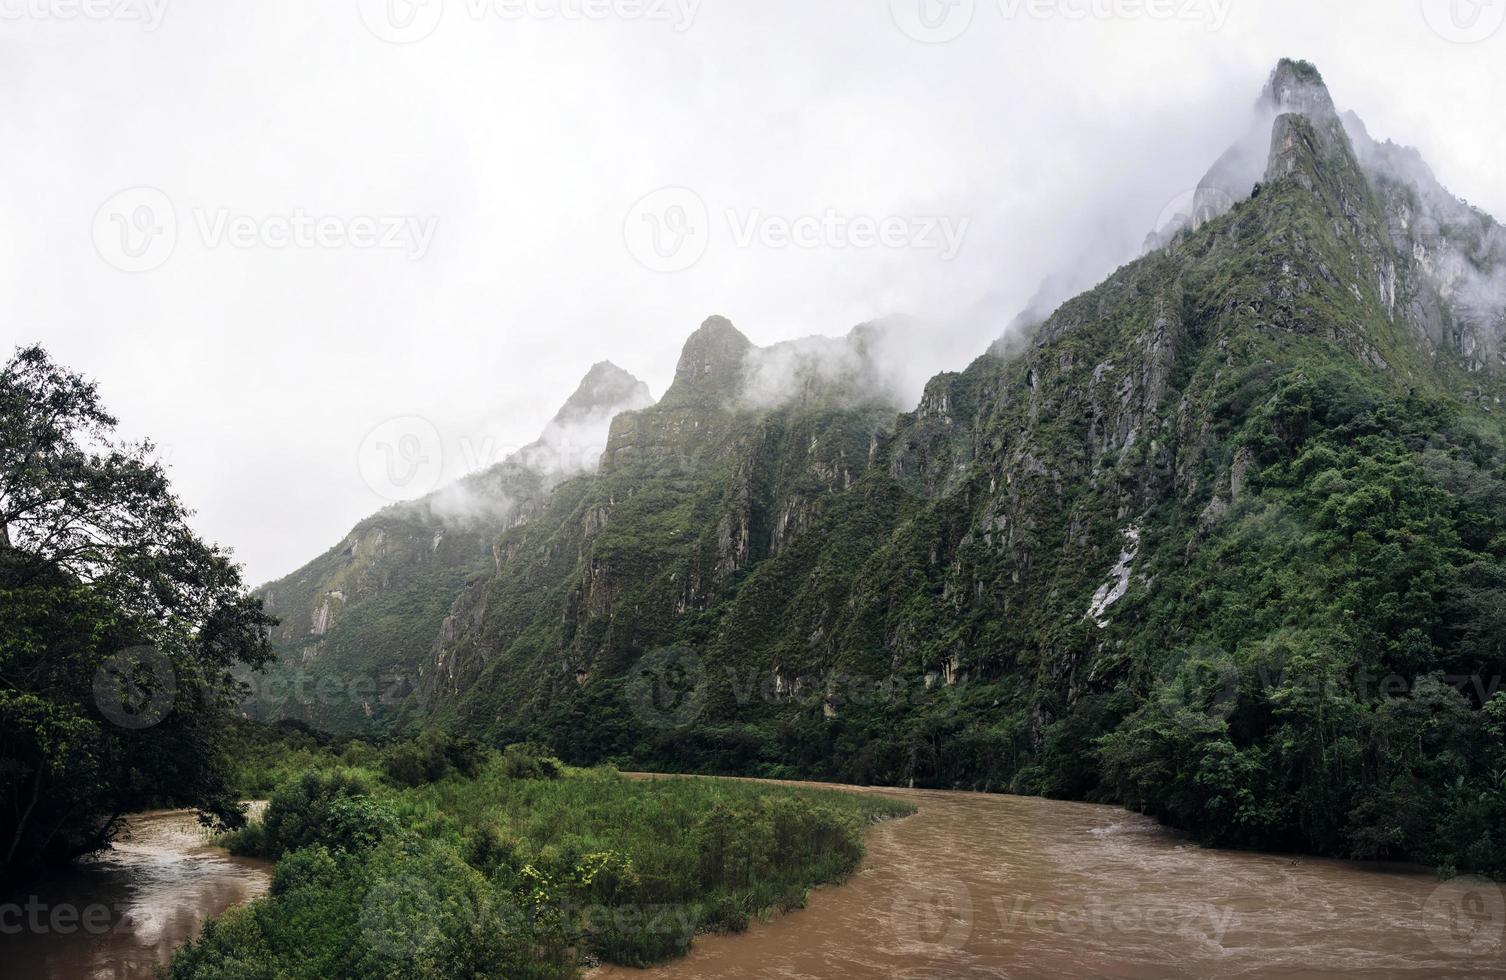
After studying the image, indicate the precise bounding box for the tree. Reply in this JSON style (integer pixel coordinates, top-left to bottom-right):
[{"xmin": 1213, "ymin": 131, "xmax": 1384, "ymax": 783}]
[{"xmin": 0, "ymin": 345, "xmax": 275, "ymax": 883}]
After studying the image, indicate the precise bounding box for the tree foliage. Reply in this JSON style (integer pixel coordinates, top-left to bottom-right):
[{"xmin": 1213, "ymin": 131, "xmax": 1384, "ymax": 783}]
[{"xmin": 0, "ymin": 345, "xmax": 274, "ymax": 883}]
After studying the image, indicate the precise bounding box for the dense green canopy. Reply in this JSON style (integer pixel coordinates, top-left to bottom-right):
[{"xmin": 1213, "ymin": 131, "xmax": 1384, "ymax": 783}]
[{"xmin": 0, "ymin": 345, "xmax": 273, "ymax": 883}]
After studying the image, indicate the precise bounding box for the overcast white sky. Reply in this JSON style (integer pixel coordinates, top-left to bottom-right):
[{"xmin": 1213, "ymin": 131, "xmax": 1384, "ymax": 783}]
[{"xmin": 3, "ymin": 0, "xmax": 1504, "ymax": 586}]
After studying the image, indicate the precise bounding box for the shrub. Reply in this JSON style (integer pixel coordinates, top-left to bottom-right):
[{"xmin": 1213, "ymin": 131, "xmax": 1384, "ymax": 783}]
[
  {"xmin": 382, "ymin": 742, "xmax": 438, "ymax": 788},
  {"xmin": 167, "ymin": 904, "xmax": 275, "ymax": 979},
  {"xmin": 351, "ymin": 842, "xmax": 563, "ymax": 980},
  {"xmin": 247, "ymin": 770, "xmax": 393, "ymax": 858},
  {"xmin": 499, "ymin": 743, "xmax": 564, "ymax": 780},
  {"xmin": 382, "ymin": 732, "xmax": 491, "ymax": 788},
  {"xmin": 322, "ymin": 796, "xmax": 401, "ymax": 852}
]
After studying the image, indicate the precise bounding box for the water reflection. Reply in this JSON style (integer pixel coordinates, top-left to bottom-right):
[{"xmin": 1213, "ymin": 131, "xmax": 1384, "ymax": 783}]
[{"xmin": 2, "ymin": 809, "xmax": 271, "ymax": 980}]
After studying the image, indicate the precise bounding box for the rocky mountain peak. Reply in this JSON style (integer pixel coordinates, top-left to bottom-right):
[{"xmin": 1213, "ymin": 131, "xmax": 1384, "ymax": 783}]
[
  {"xmin": 1260, "ymin": 60, "xmax": 1359, "ymax": 193},
  {"xmin": 1259, "ymin": 58, "xmax": 1336, "ymax": 120},
  {"xmin": 550, "ymin": 361, "xmax": 653, "ymax": 427},
  {"xmin": 1150, "ymin": 58, "xmax": 1350, "ymax": 247},
  {"xmin": 664, "ymin": 315, "xmax": 755, "ymax": 404}
]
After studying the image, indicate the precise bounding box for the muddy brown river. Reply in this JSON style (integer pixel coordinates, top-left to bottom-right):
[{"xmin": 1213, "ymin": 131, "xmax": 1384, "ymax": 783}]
[
  {"xmin": 4, "ymin": 787, "xmax": 1502, "ymax": 978},
  {"xmin": 598, "ymin": 782, "xmax": 1506, "ymax": 980},
  {"xmin": 2, "ymin": 809, "xmax": 272, "ymax": 979}
]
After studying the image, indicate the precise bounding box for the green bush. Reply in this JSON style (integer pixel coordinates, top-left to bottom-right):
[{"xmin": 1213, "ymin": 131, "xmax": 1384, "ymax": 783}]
[
  {"xmin": 382, "ymin": 732, "xmax": 491, "ymax": 788},
  {"xmin": 177, "ymin": 841, "xmax": 576, "ymax": 980},
  {"xmin": 238, "ymin": 770, "xmax": 394, "ymax": 858},
  {"xmin": 499, "ymin": 742, "xmax": 564, "ymax": 780},
  {"xmin": 382, "ymin": 742, "xmax": 439, "ymax": 788}
]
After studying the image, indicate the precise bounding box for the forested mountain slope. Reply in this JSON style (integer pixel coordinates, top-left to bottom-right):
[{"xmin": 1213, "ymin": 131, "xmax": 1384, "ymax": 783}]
[
  {"xmin": 246, "ymin": 362, "xmax": 650, "ymax": 733},
  {"xmin": 411, "ymin": 60, "xmax": 1505, "ymax": 874}
]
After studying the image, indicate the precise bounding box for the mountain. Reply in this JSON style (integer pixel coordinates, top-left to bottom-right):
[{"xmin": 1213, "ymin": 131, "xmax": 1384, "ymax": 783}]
[
  {"xmin": 405, "ymin": 60, "xmax": 1504, "ymax": 875},
  {"xmin": 414, "ymin": 317, "xmax": 907, "ymax": 719},
  {"xmin": 246, "ymin": 361, "xmax": 651, "ymax": 733}
]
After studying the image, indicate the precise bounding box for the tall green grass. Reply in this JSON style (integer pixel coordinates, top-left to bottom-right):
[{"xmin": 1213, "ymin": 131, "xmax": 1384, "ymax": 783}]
[{"xmin": 174, "ymin": 746, "xmax": 913, "ymax": 978}]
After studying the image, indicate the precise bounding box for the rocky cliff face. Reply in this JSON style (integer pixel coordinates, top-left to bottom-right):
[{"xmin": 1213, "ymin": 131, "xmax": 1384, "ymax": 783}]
[
  {"xmin": 1342, "ymin": 112, "xmax": 1506, "ymax": 375},
  {"xmin": 247, "ymin": 362, "xmax": 650, "ymax": 732},
  {"xmin": 417, "ymin": 318, "xmax": 902, "ymax": 720},
  {"xmin": 1158, "ymin": 60, "xmax": 1506, "ymax": 381},
  {"xmin": 393, "ymin": 60, "xmax": 1506, "ymax": 873}
]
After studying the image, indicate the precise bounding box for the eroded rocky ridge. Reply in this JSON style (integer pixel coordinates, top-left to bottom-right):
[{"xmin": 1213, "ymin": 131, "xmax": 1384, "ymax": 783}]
[{"xmin": 248, "ymin": 362, "xmax": 650, "ymax": 731}]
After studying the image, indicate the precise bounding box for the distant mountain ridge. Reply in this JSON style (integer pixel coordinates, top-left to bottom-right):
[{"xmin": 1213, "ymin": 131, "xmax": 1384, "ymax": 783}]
[
  {"xmin": 416, "ymin": 315, "xmax": 907, "ymax": 712},
  {"xmin": 245, "ymin": 361, "xmax": 650, "ymax": 731}
]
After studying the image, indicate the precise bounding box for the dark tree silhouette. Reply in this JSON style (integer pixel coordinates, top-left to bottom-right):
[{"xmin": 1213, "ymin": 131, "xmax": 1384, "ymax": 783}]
[{"xmin": 1, "ymin": 345, "xmax": 275, "ymax": 882}]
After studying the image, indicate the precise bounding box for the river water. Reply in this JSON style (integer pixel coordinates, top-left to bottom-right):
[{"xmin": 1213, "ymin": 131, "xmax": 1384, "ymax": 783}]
[
  {"xmin": 5, "ymin": 789, "xmax": 1502, "ymax": 979},
  {"xmin": 597, "ymin": 783, "xmax": 1506, "ymax": 980},
  {"xmin": 2, "ymin": 809, "xmax": 272, "ymax": 980}
]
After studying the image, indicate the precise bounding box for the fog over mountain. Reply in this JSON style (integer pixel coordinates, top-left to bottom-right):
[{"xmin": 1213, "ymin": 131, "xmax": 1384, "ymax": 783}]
[
  {"xmin": 8, "ymin": 8, "xmax": 1506, "ymax": 973},
  {"xmin": 3, "ymin": 0, "xmax": 1504, "ymax": 584}
]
